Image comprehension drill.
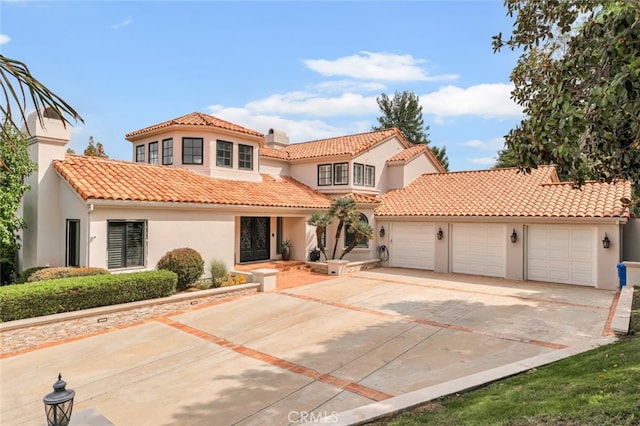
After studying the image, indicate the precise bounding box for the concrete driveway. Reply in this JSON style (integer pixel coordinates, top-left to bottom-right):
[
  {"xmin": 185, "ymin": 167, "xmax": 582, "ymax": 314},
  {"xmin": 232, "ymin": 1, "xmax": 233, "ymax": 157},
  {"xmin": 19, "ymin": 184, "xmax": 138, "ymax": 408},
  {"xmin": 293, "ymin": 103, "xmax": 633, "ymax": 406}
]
[{"xmin": 0, "ymin": 268, "xmax": 616, "ymax": 425}]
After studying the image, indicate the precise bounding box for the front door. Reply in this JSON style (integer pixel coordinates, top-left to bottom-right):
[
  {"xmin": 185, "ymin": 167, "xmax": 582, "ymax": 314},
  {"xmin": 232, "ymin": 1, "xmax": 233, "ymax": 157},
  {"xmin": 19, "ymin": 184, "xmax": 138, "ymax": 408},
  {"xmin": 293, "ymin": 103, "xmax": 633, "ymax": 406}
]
[{"xmin": 240, "ymin": 217, "xmax": 270, "ymax": 262}]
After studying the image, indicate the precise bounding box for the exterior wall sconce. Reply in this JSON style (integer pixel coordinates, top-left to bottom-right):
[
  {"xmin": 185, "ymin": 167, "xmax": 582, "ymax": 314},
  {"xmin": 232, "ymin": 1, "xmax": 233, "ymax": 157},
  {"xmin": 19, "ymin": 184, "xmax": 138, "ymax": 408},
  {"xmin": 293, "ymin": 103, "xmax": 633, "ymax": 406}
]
[
  {"xmin": 436, "ymin": 227, "xmax": 444, "ymax": 240},
  {"xmin": 602, "ymin": 233, "xmax": 611, "ymax": 249},
  {"xmin": 379, "ymin": 226, "xmax": 385, "ymax": 238},
  {"xmin": 511, "ymin": 229, "xmax": 518, "ymax": 243},
  {"xmin": 43, "ymin": 374, "xmax": 75, "ymax": 426}
]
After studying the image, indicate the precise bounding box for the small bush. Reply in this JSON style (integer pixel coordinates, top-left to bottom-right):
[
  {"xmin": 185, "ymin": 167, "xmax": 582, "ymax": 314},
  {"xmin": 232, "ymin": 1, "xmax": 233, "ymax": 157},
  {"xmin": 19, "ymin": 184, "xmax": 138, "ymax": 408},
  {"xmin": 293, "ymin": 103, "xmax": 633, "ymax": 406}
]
[
  {"xmin": 18, "ymin": 267, "xmax": 49, "ymax": 284},
  {"xmin": 209, "ymin": 259, "xmax": 228, "ymax": 288},
  {"xmin": 220, "ymin": 273, "xmax": 248, "ymax": 287},
  {"xmin": 157, "ymin": 248, "xmax": 204, "ymax": 291},
  {"xmin": 28, "ymin": 267, "xmax": 110, "ymax": 282},
  {"xmin": 0, "ymin": 270, "xmax": 177, "ymax": 322}
]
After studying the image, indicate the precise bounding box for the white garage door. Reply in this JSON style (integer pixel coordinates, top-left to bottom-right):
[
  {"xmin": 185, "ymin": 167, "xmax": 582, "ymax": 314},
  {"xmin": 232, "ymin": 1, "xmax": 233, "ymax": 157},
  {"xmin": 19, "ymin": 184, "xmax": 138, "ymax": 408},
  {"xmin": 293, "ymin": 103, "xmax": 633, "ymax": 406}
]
[
  {"xmin": 390, "ymin": 223, "xmax": 435, "ymax": 270},
  {"xmin": 452, "ymin": 224, "xmax": 506, "ymax": 277},
  {"xmin": 527, "ymin": 225, "xmax": 595, "ymax": 286}
]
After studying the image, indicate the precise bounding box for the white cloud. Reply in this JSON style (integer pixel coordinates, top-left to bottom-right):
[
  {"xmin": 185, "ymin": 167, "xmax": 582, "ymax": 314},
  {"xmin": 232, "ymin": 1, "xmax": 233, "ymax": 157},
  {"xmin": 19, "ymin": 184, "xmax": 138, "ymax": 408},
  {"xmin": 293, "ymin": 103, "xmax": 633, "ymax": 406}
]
[
  {"xmin": 244, "ymin": 91, "xmax": 378, "ymax": 117},
  {"xmin": 112, "ymin": 17, "xmax": 133, "ymax": 30},
  {"xmin": 0, "ymin": 34, "xmax": 11, "ymax": 45},
  {"xmin": 304, "ymin": 51, "xmax": 458, "ymax": 82},
  {"xmin": 468, "ymin": 156, "xmax": 497, "ymax": 166},
  {"xmin": 462, "ymin": 137, "xmax": 505, "ymax": 151},
  {"xmin": 312, "ymin": 80, "xmax": 386, "ymax": 93},
  {"xmin": 421, "ymin": 83, "xmax": 523, "ymax": 118},
  {"xmin": 207, "ymin": 105, "xmax": 355, "ymax": 142}
]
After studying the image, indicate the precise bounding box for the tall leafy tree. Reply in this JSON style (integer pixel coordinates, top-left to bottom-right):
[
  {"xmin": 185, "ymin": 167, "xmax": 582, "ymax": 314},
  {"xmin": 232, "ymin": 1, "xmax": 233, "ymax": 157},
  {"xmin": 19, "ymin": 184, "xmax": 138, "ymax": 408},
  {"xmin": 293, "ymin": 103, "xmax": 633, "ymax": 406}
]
[
  {"xmin": 493, "ymin": 0, "xmax": 640, "ymax": 211},
  {"xmin": 83, "ymin": 136, "xmax": 108, "ymax": 158},
  {"xmin": 0, "ymin": 123, "xmax": 37, "ymax": 284},
  {"xmin": 373, "ymin": 91, "xmax": 449, "ymax": 171}
]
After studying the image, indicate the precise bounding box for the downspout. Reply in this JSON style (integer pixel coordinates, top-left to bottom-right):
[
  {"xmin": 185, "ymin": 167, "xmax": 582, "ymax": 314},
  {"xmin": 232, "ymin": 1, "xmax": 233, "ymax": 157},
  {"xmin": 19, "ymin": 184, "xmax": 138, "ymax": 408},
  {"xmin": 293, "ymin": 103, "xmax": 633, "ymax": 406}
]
[{"xmin": 86, "ymin": 203, "xmax": 93, "ymax": 266}]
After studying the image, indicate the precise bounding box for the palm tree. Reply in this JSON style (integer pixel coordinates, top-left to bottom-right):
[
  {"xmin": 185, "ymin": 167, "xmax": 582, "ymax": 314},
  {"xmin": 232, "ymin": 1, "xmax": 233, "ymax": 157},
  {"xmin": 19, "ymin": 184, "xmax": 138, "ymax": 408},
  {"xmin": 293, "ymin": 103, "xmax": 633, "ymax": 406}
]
[
  {"xmin": 1, "ymin": 54, "xmax": 83, "ymax": 169},
  {"xmin": 340, "ymin": 220, "xmax": 374, "ymax": 260},
  {"xmin": 328, "ymin": 197, "xmax": 357, "ymax": 260},
  {"xmin": 307, "ymin": 212, "xmax": 332, "ymax": 261}
]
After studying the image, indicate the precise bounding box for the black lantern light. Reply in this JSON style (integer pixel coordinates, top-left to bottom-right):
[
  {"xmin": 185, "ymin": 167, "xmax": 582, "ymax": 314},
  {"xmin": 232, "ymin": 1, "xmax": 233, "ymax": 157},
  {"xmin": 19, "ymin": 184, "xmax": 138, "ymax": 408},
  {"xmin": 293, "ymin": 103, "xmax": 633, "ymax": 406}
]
[
  {"xmin": 511, "ymin": 229, "xmax": 518, "ymax": 243},
  {"xmin": 602, "ymin": 233, "xmax": 611, "ymax": 249},
  {"xmin": 436, "ymin": 227, "xmax": 444, "ymax": 240},
  {"xmin": 379, "ymin": 226, "xmax": 385, "ymax": 238},
  {"xmin": 43, "ymin": 374, "xmax": 75, "ymax": 426}
]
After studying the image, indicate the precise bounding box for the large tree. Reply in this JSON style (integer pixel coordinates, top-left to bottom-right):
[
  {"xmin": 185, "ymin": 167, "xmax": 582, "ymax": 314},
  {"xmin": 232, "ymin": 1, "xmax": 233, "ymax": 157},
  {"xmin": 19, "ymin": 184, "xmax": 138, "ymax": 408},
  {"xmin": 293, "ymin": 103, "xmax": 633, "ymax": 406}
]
[
  {"xmin": 493, "ymin": 0, "xmax": 640, "ymax": 211},
  {"xmin": 373, "ymin": 91, "xmax": 449, "ymax": 171}
]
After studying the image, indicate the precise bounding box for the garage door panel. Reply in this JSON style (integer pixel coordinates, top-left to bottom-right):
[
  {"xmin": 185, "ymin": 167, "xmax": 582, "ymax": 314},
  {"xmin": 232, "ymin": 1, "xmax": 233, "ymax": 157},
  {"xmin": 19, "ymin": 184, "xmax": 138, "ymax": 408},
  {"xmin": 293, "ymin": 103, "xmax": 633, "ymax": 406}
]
[
  {"xmin": 527, "ymin": 225, "xmax": 595, "ymax": 286},
  {"xmin": 452, "ymin": 224, "xmax": 506, "ymax": 278},
  {"xmin": 391, "ymin": 223, "xmax": 435, "ymax": 270}
]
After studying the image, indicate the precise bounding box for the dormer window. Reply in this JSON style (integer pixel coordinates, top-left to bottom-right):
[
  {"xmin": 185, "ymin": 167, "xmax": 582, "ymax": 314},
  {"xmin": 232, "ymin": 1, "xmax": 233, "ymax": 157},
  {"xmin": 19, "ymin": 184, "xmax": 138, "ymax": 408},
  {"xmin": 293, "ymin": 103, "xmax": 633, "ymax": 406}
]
[
  {"xmin": 148, "ymin": 142, "xmax": 158, "ymax": 164},
  {"xmin": 183, "ymin": 137, "xmax": 203, "ymax": 165},
  {"xmin": 216, "ymin": 140, "xmax": 232, "ymax": 168},
  {"xmin": 135, "ymin": 145, "xmax": 145, "ymax": 162},
  {"xmin": 238, "ymin": 144, "xmax": 253, "ymax": 170},
  {"xmin": 162, "ymin": 138, "xmax": 173, "ymax": 165}
]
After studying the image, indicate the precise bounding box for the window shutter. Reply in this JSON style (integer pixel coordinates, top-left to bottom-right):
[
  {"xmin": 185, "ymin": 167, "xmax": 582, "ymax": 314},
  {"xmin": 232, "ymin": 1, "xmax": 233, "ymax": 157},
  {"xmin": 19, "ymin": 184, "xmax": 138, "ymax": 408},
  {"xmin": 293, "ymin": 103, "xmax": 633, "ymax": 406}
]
[{"xmin": 108, "ymin": 223, "xmax": 125, "ymax": 269}]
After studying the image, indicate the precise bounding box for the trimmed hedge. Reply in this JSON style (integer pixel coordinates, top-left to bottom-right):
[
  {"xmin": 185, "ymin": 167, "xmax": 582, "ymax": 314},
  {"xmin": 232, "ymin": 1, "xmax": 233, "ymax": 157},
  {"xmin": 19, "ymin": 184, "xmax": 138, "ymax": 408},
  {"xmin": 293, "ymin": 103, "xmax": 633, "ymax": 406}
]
[
  {"xmin": 0, "ymin": 270, "xmax": 177, "ymax": 322},
  {"xmin": 157, "ymin": 248, "xmax": 204, "ymax": 291},
  {"xmin": 28, "ymin": 267, "xmax": 110, "ymax": 282}
]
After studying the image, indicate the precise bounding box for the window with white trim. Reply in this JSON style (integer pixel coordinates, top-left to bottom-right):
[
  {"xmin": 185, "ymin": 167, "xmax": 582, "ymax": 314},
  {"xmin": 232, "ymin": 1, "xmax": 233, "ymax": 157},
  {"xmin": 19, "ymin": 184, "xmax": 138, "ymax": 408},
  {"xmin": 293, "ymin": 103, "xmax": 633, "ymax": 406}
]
[
  {"xmin": 238, "ymin": 144, "xmax": 253, "ymax": 170},
  {"xmin": 216, "ymin": 140, "xmax": 232, "ymax": 168}
]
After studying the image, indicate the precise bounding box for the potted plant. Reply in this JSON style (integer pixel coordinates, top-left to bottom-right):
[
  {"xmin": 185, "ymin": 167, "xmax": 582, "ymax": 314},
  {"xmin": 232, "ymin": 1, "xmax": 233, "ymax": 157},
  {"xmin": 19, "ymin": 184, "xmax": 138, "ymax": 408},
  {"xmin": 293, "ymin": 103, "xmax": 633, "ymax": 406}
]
[{"xmin": 281, "ymin": 240, "xmax": 292, "ymax": 261}]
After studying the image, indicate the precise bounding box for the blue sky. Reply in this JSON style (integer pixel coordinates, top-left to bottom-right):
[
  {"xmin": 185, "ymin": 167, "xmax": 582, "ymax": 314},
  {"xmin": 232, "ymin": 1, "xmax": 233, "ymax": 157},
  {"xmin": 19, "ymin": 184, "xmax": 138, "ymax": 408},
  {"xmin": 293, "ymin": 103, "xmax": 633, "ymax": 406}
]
[{"xmin": 1, "ymin": 0, "xmax": 524, "ymax": 171}]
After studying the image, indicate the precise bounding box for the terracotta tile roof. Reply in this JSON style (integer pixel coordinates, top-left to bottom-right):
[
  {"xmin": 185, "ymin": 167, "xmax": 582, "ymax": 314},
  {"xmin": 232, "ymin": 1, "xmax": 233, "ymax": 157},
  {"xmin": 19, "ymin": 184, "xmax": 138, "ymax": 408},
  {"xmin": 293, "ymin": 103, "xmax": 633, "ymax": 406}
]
[
  {"xmin": 260, "ymin": 147, "xmax": 289, "ymax": 160},
  {"xmin": 276, "ymin": 129, "xmax": 404, "ymax": 160},
  {"xmin": 54, "ymin": 155, "xmax": 332, "ymax": 209},
  {"xmin": 125, "ymin": 112, "xmax": 263, "ymax": 139},
  {"xmin": 387, "ymin": 144, "xmax": 429, "ymax": 163},
  {"xmin": 340, "ymin": 193, "xmax": 382, "ymax": 204},
  {"xmin": 375, "ymin": 166, "xmax": 631, "ymax": 218}
]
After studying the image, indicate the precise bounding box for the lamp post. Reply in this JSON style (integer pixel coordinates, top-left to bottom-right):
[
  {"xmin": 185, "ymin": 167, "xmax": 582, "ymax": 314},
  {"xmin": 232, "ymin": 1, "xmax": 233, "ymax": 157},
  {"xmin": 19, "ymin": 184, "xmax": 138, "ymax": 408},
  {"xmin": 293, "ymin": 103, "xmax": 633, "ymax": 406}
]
[{"xmin": 43, "ymin": 374, "xmax": 75, "ymax": 426}]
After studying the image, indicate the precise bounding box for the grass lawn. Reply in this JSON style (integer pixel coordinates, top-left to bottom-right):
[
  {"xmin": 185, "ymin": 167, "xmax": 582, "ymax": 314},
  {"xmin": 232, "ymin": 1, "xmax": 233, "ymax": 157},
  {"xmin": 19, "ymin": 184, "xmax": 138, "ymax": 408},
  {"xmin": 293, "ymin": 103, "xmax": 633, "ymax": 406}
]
[{"xmin": 375, "ymin": 287, "xmax": 640, "ymax": 426}]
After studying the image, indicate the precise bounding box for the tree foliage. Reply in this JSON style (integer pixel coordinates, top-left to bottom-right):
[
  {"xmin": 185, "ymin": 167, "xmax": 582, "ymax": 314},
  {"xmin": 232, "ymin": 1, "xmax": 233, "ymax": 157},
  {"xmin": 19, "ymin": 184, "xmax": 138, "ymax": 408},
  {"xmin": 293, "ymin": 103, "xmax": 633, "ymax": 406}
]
[
  {"xmin": 373, "ymin": 90, "xmax": 449, "ymax": 171},
  {"xmin": 307, "ymin": 212, "xmax": 332, "ymax": 261},
  {"xmin": 328, "ymin": 197, "xmax": 358, "ymax": 260},
  {"xmin": 493, "ymin": 0, "xmax": 640, "ymax": 211},
  {"xmin": 83, "ymin": 136, "xmax": 108, "ymax": 158},
  {"xmin": 0, "ymin": 123, "xmax": 37, "ymax": 284}
]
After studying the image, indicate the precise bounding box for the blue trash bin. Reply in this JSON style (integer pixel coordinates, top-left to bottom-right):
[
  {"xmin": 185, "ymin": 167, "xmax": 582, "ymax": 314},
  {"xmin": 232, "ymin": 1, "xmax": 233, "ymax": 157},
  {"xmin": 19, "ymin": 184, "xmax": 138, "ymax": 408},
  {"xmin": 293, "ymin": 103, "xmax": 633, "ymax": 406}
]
[{"xmin": 617, "ymin": 263, "xmax": 627, "ymax": 289}]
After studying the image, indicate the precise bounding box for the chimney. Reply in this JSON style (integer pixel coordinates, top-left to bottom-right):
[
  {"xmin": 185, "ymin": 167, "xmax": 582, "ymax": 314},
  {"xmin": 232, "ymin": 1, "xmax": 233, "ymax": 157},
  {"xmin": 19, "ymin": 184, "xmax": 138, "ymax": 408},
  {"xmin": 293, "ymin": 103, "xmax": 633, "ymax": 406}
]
[
  {"xmin": 264, "ymin": 128, "xmax": 289, "ymax": 150},
  {"xmin": 21, "ymin": 108, "xmax": 71, "ymax": 269}
]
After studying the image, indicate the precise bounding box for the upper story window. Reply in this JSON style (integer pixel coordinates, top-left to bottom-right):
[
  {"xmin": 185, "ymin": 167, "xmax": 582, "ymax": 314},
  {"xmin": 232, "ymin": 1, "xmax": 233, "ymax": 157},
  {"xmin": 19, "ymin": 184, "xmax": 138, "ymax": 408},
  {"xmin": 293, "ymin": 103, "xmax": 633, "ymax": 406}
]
[
  {"xmin": 365, "ymin": 165, "xmax": 375, "ymax": 187},
  {"xmin": 318, "ymin": 164, "xmax": 332, "ymax": 186},
  {"xmin": 148, "ymin": 141, "xmax": 158, "ymax": 164},
  {"xmin": 334, "ymin": 162, "xmax": 349, "ymax": 185},
  {"xmin": 238, "ymin": 144, "xmax": 253, "ymax": 170},
  {"xmin": 162, "ymin": 138, "xmax": 173, "ymax": 165},
  {"xmin": 354, "ymin": 163, "xmax": 364, "ymax": 186},
  {"xmin": 183, "ymin": 137, "xmax": 203, "ymax": 165},
  {"xmin": 135, "ymin": 145, "xmax": 145, "ymax": 162},
  {"xmin": 216, "ymin": 140, "xmax": 232, "ymax": 168}
]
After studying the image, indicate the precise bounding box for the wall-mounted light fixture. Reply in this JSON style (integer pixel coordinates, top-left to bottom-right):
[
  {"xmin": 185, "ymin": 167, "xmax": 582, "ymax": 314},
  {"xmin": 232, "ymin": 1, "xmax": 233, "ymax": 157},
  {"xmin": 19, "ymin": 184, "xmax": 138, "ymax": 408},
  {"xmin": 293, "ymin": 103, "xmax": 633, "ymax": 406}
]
[
  {"xmin": 379, "ymin": 226, "xmax": 385, "ymax": 238},
  {"xmin": 511, "ymin": 229, "xmax": 518, "ymax": 243},
  {"xmin": 436, "ymin": 227, "xmax": 444, "ymax": 240},
  {"xmin": 602, "ymin": 233, "xmax": 611, "ymax": 249}
]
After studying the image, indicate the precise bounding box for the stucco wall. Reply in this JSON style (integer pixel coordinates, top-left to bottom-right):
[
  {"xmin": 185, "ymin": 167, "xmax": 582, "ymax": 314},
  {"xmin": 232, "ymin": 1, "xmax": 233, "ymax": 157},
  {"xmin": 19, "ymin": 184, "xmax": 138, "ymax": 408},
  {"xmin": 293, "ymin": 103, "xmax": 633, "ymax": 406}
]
[{"xmin": 88, "ymin": 206, "xmax": 236, "ymax": 275}]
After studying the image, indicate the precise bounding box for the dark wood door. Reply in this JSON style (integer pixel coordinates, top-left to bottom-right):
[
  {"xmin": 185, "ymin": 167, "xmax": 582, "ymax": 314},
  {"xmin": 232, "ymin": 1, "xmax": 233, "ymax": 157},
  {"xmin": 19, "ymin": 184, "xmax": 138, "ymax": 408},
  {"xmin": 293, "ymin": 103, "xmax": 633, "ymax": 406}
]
[{"xmin": 240, "ymin": 217, "xmax": 270, "ymax": 262}]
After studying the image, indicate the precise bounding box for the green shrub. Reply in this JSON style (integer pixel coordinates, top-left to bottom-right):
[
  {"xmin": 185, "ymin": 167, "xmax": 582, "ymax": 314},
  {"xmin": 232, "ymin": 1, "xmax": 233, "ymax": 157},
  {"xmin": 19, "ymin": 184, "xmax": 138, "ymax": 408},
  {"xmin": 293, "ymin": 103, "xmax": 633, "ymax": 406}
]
[
  {"xmin": 209, "ymin": 259, "xmax": 228, "ymax": 288},
  {"xmin": 157, "ymin": 248, "xmax": 204, "ymax": 291},
  {"xmin": 28, "ymin": 266, "xmax": 110, "ymax": 282},
  {"xmin": 0, "ymin": 270, "xmax": 177, "ymax": 322},
  {"xmin": 18, "ymin": 266, "xmax": 49, "ymax": 284}
]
